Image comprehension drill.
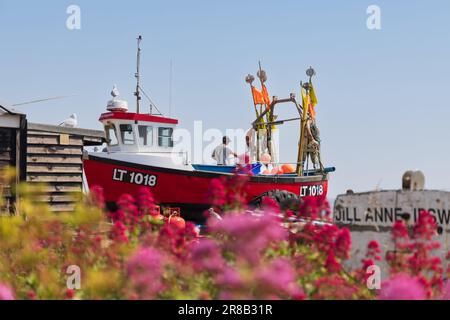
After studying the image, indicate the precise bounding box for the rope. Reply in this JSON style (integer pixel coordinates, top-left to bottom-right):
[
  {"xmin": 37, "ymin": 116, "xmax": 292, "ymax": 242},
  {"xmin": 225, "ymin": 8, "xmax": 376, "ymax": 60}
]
[{"xmin": 138, "ymin": 85, "xmax": 164, "ymax": 116}]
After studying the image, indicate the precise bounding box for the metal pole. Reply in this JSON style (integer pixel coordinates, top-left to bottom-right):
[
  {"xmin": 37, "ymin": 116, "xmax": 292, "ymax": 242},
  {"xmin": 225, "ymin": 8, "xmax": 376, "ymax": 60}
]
[
  {"xmin": 296, "ymin": 67, "xmax": 316, "ymax": 176},
  {"xmin": 135, "ymin": 35, "xmax": 142, "ymax": 114},
  {"xmin": 297, "ymin": 83, "xmax": 309, "ymax": 176},
  {"xmin": 169, "ymin": 59, "xmax": 173, "ymax": 117},
  {"xmin": 245, "ymin": 74, "xmax": 261, "ymax": 162}
]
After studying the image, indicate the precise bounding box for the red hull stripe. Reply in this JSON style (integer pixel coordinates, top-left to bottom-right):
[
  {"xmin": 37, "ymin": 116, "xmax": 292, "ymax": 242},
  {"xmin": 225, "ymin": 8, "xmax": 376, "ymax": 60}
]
[{"xmin": 99, "ymin": 112, "xmax": 179, "ymax": 124}]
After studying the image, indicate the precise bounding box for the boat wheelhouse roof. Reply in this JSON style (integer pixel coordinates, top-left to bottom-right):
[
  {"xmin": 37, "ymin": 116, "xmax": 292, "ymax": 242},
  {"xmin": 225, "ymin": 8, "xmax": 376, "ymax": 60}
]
[{"xmin": 99, "ymin": 112, "xmax": 178, "ymax": 125}]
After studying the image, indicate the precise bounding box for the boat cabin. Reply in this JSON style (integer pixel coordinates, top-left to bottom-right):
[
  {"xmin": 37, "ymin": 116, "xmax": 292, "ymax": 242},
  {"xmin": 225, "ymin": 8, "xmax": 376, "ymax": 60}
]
[{"xmin": 100, "ymin": 95, "xmax": 178, "ymax": 154}]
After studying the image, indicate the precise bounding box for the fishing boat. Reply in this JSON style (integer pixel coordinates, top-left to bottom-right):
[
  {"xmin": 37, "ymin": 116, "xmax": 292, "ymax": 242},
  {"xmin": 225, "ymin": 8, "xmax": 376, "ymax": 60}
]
[{"xmin": 83, "ymin": 36, "xmax": 335, "ymax": 219}]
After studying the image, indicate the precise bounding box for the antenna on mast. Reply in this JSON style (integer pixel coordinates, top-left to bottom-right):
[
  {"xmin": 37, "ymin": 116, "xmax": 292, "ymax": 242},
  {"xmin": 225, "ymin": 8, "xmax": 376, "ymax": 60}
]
[
  {"xmin": 169, "ymin": 59, "xmax": 173, "ymax": 117},
  {"xmin": 134, "ymin": 35, "xmax": 142, "ymax": 114}
]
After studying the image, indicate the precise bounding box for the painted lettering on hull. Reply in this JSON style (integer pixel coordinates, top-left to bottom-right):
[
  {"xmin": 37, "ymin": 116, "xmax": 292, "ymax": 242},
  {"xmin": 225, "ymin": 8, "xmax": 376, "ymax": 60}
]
[
  {"xmin": 300, "ymin": 184, "xmax": 324, "ymax": 197},
  {"xmin": 112, "ymin": 168, "xmax": 157, "ymax": 187}
]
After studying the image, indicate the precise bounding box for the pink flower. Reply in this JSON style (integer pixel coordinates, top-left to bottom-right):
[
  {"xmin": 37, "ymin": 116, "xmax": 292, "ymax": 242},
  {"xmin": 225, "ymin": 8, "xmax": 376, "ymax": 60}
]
[
  {"xmin": 208, "ymin": 175, "xmax": 249, "ymax": 209},
  {"xmin": 224, "ymin": 175, "xmax": 249, "ymax": 208},
  {"xmin": 0, "ymin": 284, "xmax": 14, "ymax": 300},
  {"xmin": 216, "ymin": 267, "xmax": 244, "ymax": 289},
  {"xmin": 65, "ymin": 289, "xmax": 75, "ymax": 300},
  {"xmin": 413, "ymin": 211, "xmax": 437, "ymax": 241},
  {"xmin": 126, "ymin": 247, "xmax": 166, "ymax": 299},
  {"xmin": 208, "ymin": 178, "xmax": 226, "ymax": 206},
  {"xmin": 335, "ymin": 228, "xmax": 351, "ymax": 259},
  {"xmin": 110, "ymin": 221, "xmax": 129, "ymax": 243},
  {"xmin": 90, "ymin": 185, "xmax": 105, "ymax": 209},
  {"xmin": 365, "ymin": 240, "xmax": 382, "ymax": 261},
  {"xmin": 313, "ymin": 275, "xmax": 359, "ymax": 299},
  {"xmin": 137, "ymin": 187, "xmax": 156, "ymax": 216},
  {"xmin": 312, "ymin": 224, "xmax": 341, "ymax": 254},
  {"xmin": 261, "ymin": 196, "xmax": 280, "ymax": 213},
  {"xmin": 325, "ymin": 250, "xmax": 342, "ymax": 273},
  {"xmin": 379, "ymin": 273, "xmax": 427, "ymax": 300},
  {"xmin": 190, "ymin": 239, "xmax": 225, "ymax": 273},
  {"xmin": 117, "ymin": 193, "xmax": 136, "ymax": 209},
  {"xmin": 392, "ymin": 220, "xmax": 409, "ymax": 240},
  {"xmin": 26, "ymin": 290, "xmax": 36, "ymax": 300},
  {"xmin": 441, "ymin": 280, "xmax": 450, "ymax": 300},
  {"xmin": 298, "ymin": 197, "xmax": 319, "ymax": 219},
  {"xmin": 368, "ymin": 240, "xmax": 381, "ymax": 251},
  {"xmin": 362, "ymin": 258, "xmax": 375, "ymax": 271},
  {"xmin": 209, "ymin": 212, "xmax": 287, "ymax": 264},
  {"xmin": 255, "ymin": 258, "xmax": 303, "ymax": 298}
]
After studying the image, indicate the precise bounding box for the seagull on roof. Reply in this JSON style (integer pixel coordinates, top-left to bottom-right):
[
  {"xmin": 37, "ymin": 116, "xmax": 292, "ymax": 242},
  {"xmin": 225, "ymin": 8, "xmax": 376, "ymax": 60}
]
[
  {"xmin": 59, "ymin": 113, "xmax": 77, "ymax": 128},
  {"xmin": 111, "ymin": 85, "xmax": 120, "ymax": 98}
]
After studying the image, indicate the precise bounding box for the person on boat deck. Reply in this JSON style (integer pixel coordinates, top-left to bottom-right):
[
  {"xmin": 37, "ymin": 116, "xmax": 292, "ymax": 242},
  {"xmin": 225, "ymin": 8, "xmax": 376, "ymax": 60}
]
[
  {"xmin": 245, "ymin": 129, "xmax": 257, "ymax": 163},
  {"xmin": 212, "ymin": 136, "xmax": 237, "ymax": 165}
]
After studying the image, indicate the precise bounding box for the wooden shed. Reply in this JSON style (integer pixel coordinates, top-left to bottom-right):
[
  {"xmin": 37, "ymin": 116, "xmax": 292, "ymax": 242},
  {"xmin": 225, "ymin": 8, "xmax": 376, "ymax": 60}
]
[
  {"xmin": 1, "ymin": 106, "xmax": 105, "ymax": 213},
  {"xmin": 26, "ymin": 123, "xmax": 104, "ymax": 212},
  {"xmin": 0, "ymin": 105, "xmax": 27, "ymax": 212}
]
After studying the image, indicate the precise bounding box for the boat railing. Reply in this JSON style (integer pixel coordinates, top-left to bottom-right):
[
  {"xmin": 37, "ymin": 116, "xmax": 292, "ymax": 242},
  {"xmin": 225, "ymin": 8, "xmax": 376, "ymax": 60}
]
[
  {"xmin": 259, "ymin": 162, "xmax": 335, "ymax": 176},
  {"xmin": 193, "ymin": 161, "xmax": 335, "ymax": 176}
]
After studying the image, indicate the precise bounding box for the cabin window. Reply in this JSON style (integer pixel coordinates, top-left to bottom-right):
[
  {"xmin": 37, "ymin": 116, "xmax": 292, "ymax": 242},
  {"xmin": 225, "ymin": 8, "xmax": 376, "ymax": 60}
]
[
  {"xmin": 158, "ymin": 127, "xmax": 173, "ymax": 148},
  {"xmin": 120, "ymin": 124, "xmax": 135, "ymax": 145},
  {"xmin": 138, "ymin": 125, "xmax": 153, "ymax": 146},
  {"xmin": 105, "ymin": 124, "xmax": 118, "ymax": 146}
]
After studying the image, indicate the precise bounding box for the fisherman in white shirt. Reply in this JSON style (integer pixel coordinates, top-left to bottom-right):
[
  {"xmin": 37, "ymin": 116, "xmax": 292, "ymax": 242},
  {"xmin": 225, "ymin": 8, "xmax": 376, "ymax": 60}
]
[
  {"xmin": 245, "ymin": 132, "xmax": 257, "ymax": 163},
  {"xmin": 212, "ymin": 136, "xmax": 237, "ymax": 165}
]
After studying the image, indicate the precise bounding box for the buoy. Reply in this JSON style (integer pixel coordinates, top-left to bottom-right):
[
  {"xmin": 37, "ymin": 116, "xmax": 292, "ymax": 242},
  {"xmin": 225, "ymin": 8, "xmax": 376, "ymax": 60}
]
[
  {"xmin": 150, "ymin": 205, "xmax": 164, "ymax": 223},
  {"xmin": 281, "ymin": 164, "xmax": 295, "ymax": 174},
  {"xmin": 167, "ymin": 209, "xmax": 186, "ymax": 229},
  {"xmin": 168, "ymin": 215, "xmax": 186, "ymax": 229}
]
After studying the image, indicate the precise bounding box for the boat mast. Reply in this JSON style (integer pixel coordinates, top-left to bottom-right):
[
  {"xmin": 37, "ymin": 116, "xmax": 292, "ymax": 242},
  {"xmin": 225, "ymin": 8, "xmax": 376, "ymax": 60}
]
[
  {"xmin": 257, "ymin": 61, "xmax": 272, "ymax": 157},
  {"xmin": 134, "ymin": 35, "xmax": 142, "ymax": 114},
  {"xmin": 297, "ymin": 66, "xmax": 315, "ymax": 176}
]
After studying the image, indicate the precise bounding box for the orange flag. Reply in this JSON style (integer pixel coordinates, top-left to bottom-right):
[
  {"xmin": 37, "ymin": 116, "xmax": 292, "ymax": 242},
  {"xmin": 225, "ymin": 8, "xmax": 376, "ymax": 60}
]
[
  {"xmin": 251, "ymin": 86, "xmax": 265, "ymax": 105},
  {"xmin": 262, "ymin": 84, "xmax": 271, "ymax": 106}
]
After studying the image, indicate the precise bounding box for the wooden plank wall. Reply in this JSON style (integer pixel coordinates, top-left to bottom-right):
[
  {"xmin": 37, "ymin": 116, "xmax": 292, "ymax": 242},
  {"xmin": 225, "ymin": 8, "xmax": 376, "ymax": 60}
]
[
  {"xmin": 26, "ymin": 130, "xmax": 83, "ymax": 212},
  {"xmin": 0, "ymin": 128, "xmax": 15, "ymax": 213}
]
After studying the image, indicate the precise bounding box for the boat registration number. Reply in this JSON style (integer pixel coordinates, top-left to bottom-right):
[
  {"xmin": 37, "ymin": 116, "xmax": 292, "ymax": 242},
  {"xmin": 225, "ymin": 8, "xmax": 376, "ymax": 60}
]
[
  {"xmin": 300, "ymin": 184, "xmax": 324, "ymax": 197},
  {"xmin": 112, "ymin": 168, "xmax": 157, "ymax": 187}
]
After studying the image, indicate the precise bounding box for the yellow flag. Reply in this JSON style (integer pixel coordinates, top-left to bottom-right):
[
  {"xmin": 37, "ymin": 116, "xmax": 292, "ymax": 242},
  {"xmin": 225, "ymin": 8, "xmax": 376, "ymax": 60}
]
[
  {"xmin": 301, "ymin": 87, "xmax": 308, "ymax": 110},
  {"xmin": 301, "ymin": 86, "xmax": 316, "ymax": 119},
  {"xmin": 310, "ymin": 84, "xmax": 318, "ymax": 107}
]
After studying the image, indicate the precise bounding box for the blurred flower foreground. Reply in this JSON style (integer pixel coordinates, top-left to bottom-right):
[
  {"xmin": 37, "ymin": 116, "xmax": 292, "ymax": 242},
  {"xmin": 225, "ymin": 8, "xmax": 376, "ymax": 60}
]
[{"xmin": 0, "ymin": 171, "xmax": 449, "ymax": 300}]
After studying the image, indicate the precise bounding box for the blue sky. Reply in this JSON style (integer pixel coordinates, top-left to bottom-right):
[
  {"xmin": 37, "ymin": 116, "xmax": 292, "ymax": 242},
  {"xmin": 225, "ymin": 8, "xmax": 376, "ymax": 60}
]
[{"xmin": 1, "ymin": 0, "xmax": 449, "ymax": 198}]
